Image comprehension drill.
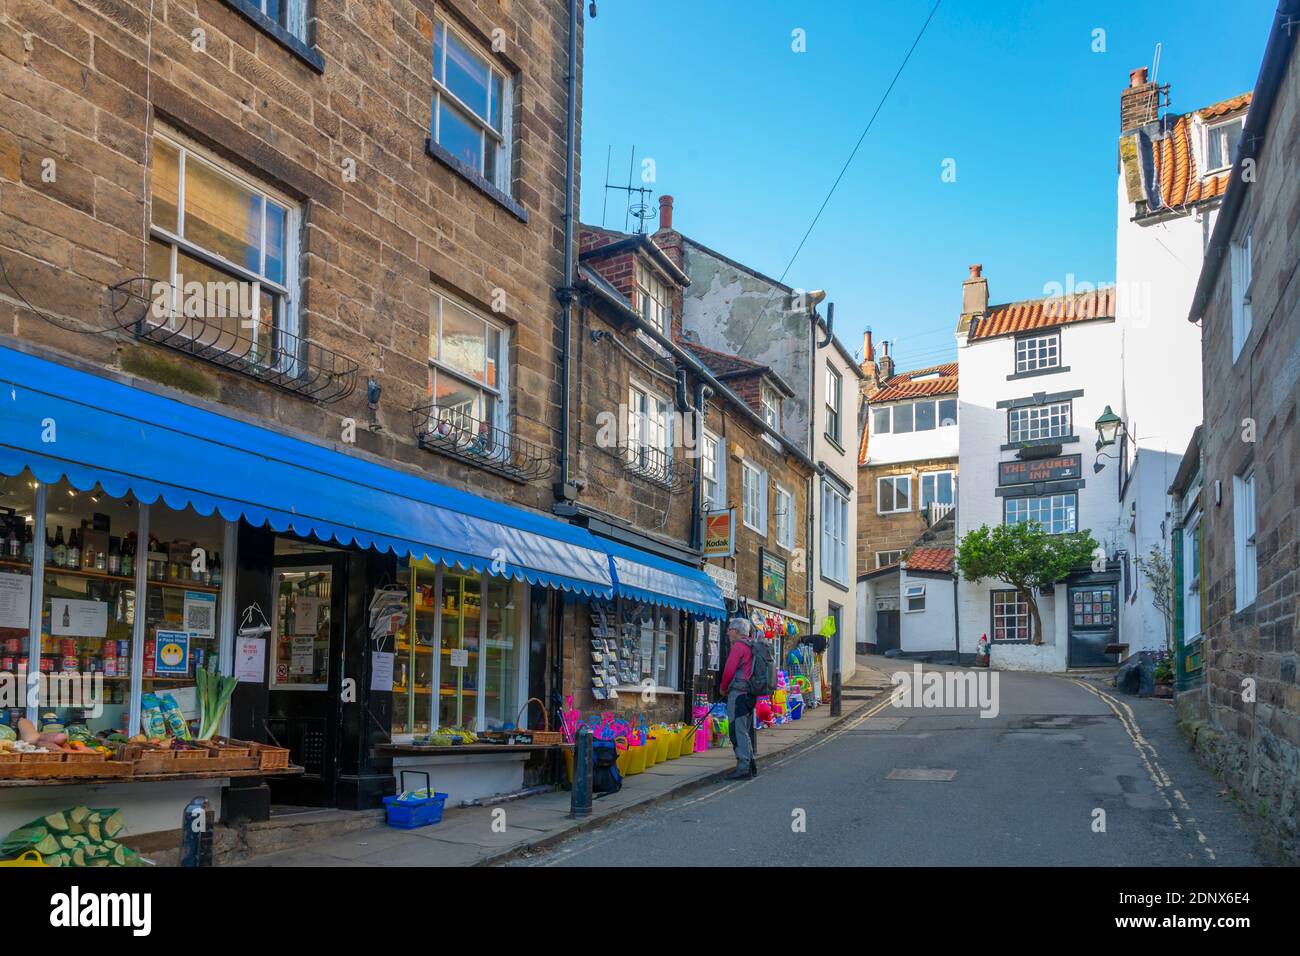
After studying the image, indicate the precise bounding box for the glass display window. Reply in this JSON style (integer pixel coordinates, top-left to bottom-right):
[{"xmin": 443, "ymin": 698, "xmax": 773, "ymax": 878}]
[
  {"xmin": 439, "ymin": 569, "xmax": 481, "ymax": 730},
  {"xmin": 139, "ymin": 505, "xmax": 226, "ymax": 733},
  {"xmin": 0, "ymin": 473, "xmax": 38, "ymax": 732},
  {"xmin": 394, "ymin": 558, "xmax": 439, "ymax": 736},
  {"xmin": 270, "ymin": 566, "xmax": 332, "ymax": 690},
  {"xmin": 483, "ymin": 576, "xmax": 520, "ymax": 730},
  {"xmin": 39, "ymin": 480, "xmax": 140, "ymax": 735}
]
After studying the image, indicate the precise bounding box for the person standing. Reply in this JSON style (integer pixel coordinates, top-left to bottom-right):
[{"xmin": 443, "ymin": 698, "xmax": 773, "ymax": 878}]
[{"xmin": 719, "ymin": 617, "xmax": 758, "ymax": 780}]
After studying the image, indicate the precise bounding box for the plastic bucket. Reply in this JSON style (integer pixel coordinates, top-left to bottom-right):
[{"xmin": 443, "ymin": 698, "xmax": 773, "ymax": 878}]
[
  {"xmin": 654, "ymin": 732, "xmax": 671, "ymax": 763},
  {"xmin": 790, "ymin": 699, "xmax": 803, "ymax": 720},
  {"xmin": 666, "ymin": 730, "xmax": 683, "ymax": 759},
  {"xmin": 625, "ymin": 743, "xmax": 647, "ymax": 775},
  {"xmin": 678, "ymin": 726, "xmax": 695, "ymax": 755},
  {"xmin": 563, "ymin": 747, "xmax": 575, "ymax": 784},
  {"xmin": 644, "ymin": 736, "xmax": 659, "ymax": 768}
]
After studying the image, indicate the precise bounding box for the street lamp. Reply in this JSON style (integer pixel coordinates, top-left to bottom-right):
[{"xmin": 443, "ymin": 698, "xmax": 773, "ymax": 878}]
[{"xmin": 1094, "ymin": 405, "xmax": 1123, "ymax": 450}]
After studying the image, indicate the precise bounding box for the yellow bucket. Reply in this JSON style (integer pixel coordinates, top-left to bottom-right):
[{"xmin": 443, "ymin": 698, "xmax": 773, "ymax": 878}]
[
  {"xmin": 653, "ymin": 733, "xmax": 669, "ymax": 763},
  {"xmin": 666, "ymin": 730, "xmax": 682, "ymax": 759},
  {"xmin": 0, "ymin": 851, "xmax": 46, "ymax": 867},
  {"xmin": 625, "ymin": 743, "xmax": 647, "ymax": 775},
  {"xmin": 678, "ymin": 726, "xmax": 696, "ymax": 755},
  {"xmin": 644, "ymin": 736, "xmax": 659, "ymax": 768},
  {"xmin": 563, "ymin": 747, "xmax": 574, "ymax": 785}
]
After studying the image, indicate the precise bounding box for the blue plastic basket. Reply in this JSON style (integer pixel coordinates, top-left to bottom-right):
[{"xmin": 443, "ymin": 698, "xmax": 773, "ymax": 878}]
[{"xmin": 383, "ymin": 771, "xmax": 448, "ymax": 829}]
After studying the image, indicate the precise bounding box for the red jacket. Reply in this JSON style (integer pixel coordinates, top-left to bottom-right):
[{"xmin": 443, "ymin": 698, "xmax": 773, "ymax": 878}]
[{"xmin": 720, "ymin": 638, "xmax": 753, "ymax": 695}]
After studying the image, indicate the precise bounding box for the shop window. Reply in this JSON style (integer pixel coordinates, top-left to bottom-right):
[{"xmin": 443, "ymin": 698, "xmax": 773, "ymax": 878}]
[
  {"xmin": 431, "ymin": 16, "xmax": 514, "ymax": 193},
  {"xmin": 0, "ymin": 474, "xmax": 37, "ymax": 733},
  {"xmin": 39, "ymin": 481, "xmax": 141, "ymax": 734},
  {"xmin": 270, "ymin": 565, "xmax": 332, "ymax": 690},
  {"xmin": 620, "ymin": 600, "xmax": 679, "ymax": 690},
  {"xmin": 148, "ymin": 131, "xmax": 298, "ymax": 368},
  {"xmin": 394, "ymin": 560, "xmax": 525, "ymax": 736}
]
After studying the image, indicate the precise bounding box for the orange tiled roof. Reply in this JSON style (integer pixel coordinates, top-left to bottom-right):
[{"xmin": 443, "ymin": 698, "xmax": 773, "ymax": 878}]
[
  {"xmin": 969, "ymin": 287, "xmax": 1116, "ymax": 341},
  {"xmin": 1145, "ymin": 92, "xmax": 1250, "ymax": 213},
  {"xmin": 905, "ymin": 547, "xmax": 954, "ymax": 574}
]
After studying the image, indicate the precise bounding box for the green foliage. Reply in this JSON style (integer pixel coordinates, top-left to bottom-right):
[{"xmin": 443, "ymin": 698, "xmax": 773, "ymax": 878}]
[{"xmin": 956, "ymin": 522, "xmax": 1100, "ymax": 644}]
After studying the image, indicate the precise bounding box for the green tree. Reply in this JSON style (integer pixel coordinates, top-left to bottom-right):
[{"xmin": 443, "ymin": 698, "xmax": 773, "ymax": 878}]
[{"xmin": 956, "ymin": 522, "xmax": 1100, "ymax": 645}]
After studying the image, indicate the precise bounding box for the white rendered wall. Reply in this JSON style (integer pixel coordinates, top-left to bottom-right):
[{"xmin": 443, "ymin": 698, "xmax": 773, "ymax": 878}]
[
  {"xmin": 814, "ymin": 341, "xmax": 859, "ymax": 679},
  {"xmin": 899, "ymin": 568, "xmax": 957, "ymax": 654},
  {"xmin": 866, "ymin": 409, "xmax": 960, "ymax": 465}
]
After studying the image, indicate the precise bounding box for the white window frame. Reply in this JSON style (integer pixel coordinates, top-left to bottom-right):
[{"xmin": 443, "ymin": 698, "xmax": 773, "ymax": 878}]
[
  {"xmin": 429, "ymin": 289, "xmax": 510, "ymax": 434},
  {"xmin": 774, "ymin": 483, "xmax": 795, "ymax": 551},
  {"xmin": 1004, "ymin": 493, "xmax": 1078, "ymax": 534},
  {"xmin": 820, "ymin": 482, "xmax": 849, "ymax": 586},
  {"xmin": 938, "ymin": 397, "xmax": 958, "ymax": 427},
  {"xmin": 634, "ymin": 261, "xmax": 671, "ymax": 336},
  {"xmin": 1233, "ymin": 471, "xmax": 1257, "ymax": 610},
  {"xmin": 148, "ymin": 129, "xmax": 301, "ymax": 362},
  {"xmin": 701, "ymin": 429, "xmax": 724, "ymax": 509},
  {"xmin": 252, "ymin": 1, "xmax": 308, "ymax": 42},
  {"xmin": 1204, "ymin": 116, "xmax": 1244, "ymax": 173},
  {"xmin": 825, "ymin": 364, "xmax": 843, "ymax": 443},
  {"xmin": 761, "ymin": 384, "xmax": 781, "ymax": 432},
  {"xmin": 431, "ymin": 15, "xmax": 513, "ymax": 193},
  {"xmin": 904, "ymin": 583, "xmax": 926, "ymax": 613},
  {"xmin": 1183, "ymin": 507, "xmax": 1202, "ymax": 642},
  {"xmin": 919, "ymin": 470, "xmax": 955, "ymax": 509},
  {"xmin": 1230, "ymin": 222, "xmax": 1253, "ymax": 361},
  {"xmin": 992, "ymin": 590, "xmax": 1032, "ymax": 642},
  {"xmin": 872, "ymin": 405, "xmax": 891, "ymax": 435},
  {"xmin": 875, "ymin": 550, "xmax": 903, "ymax": 568},
  {"xmin": 1015, "ymin": 331, "xmax": 1060, "ymax": 374},
  {"xmin": 742, "ymin": 462, "xmax": 768, "ymax": 535},
  {"xmin": 877, "ymin": 475, "xmax": 911, "ymax": 515},
  {"xmin": 1009, "ymin": 401, "xmax": 1072, "ymax": 444},
  {"xmin": 627, "ymin": 381, "xmax": 672, "ymax": 472}
]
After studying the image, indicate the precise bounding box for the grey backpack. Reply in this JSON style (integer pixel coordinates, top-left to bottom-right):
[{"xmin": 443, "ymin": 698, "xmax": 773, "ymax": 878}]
[{"xmin": 745, "ymin": 638, "xmax": 775, "ymax": 696}]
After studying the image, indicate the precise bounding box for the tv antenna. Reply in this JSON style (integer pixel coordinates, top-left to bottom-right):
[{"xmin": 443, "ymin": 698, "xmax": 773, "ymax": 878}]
[{"xmin": 602, "ymin": 145, "xmax": 656, "ymax": 234}]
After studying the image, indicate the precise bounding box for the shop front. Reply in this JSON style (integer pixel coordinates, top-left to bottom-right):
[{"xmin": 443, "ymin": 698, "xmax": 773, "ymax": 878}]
[{"xmin": 0, "ymin": 343, "xmax": 614, "ymax": 833}]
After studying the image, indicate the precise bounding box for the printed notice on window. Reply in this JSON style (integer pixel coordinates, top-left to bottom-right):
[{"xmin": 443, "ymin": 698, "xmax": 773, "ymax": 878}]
[
  {"xmin": 51, "ymin": 598, "xmax": 108, "ymax": 638},
  {"xmin": 0, "ymin": 573, "xmax": 30, "ymax": 630},
  {"xmin": 184, "ymin": 590, "xmax": 216, "ymax": 640},
  {"xmin": 370, "ymin": 651, "xmax": 394, "ymax": 691}
]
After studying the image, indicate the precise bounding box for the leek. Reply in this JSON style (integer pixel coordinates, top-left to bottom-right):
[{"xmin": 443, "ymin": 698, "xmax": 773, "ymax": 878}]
[{"xmin": 196, "ymin": 663, "xmax": 239, "ymax": 740}]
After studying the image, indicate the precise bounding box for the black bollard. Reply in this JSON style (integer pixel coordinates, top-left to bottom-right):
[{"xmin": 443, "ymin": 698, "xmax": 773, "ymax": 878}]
[
  {"xmin": 181, "ymin": 796, "xmax": 214, "ymax": 867},
  {"xmin": 570, "ymin": 725, "xmax": 592, "ymax": 818},
  {"xmin": 830, "ymin": 628, "xmax": 842, "ymax": 717}
]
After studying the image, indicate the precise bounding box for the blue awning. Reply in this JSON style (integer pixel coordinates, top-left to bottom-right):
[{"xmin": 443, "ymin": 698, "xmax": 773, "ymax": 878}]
[
  {"xmin": 601, "ymin": 538, "xmax": 727, "ymax": 619},
  {"xmin": 0, "ymin": 345, "xmax": 613, "ymax": 598}
]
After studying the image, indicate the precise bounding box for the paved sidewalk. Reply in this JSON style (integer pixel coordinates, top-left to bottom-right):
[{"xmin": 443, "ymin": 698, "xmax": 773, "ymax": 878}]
[{"xmin": 238, "ymin": 659, "xmax": 892, "ymax": 867}]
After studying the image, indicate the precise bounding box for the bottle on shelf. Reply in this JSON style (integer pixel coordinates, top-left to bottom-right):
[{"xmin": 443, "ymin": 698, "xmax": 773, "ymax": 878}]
[
  {"xmin": 107, "ymin": 537, "xmax": 121, "ymax": 576},
  {"xmin": 210, "ymin": 553, "xmax": 222, "ymax": 587},
  {"xmin": 94, "ymin": 543, "xmax": 106, "ymax": 572},
  {"xmin": 4, "ymin": 523, "xmax": 19, "ymax": 559},
  {"xmin": 66, "ymin": 529, "xmax": 80, "ymax": 570},
  {"xmin": 122, "ymin": 534, "xmax": 135, "ymax": 578},
  {"xmin": 52, "ymin": 526, "xmax": 66, "ymax": 568},
  {"xmin": 22, "ymin": 524, "xmax": 34, "ymax": 563},
  {"xmin": 44, "ymin": 527, "xmax": 53, "ymax": 565}
]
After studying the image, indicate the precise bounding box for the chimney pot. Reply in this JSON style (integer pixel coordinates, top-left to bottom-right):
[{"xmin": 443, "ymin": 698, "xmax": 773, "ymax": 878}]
[
  {"xmin": 862, "ymin": 328, "xmax": 874, "ymax": 362},
  {"xmin": 1130, "ymin": 66, "xmax": 1149, "ymax": 88},
  {"xmin": 969, "ymin": 263, "xmax": 982, "ymax": 278},
  {"xmin": 658, "ymin": 194, "xmax": 674, "ymax": 231}
]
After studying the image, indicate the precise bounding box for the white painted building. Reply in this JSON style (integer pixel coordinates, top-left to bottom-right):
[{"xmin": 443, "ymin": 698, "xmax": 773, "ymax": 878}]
[
  {"xmin": 1111, "ymin": 67, "xmax": 1250, "ymax": 661},
  {"xmin": 954, "ymin": 266, "xmax": 1126, "ymax": 670}
]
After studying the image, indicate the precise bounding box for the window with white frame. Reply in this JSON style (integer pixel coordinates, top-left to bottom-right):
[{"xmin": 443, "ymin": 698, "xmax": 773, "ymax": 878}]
[
  {"xmin": 904, "ymin": 583, "xmax": 926, "ymax": 612},
  {"xmin": 774, "ymin": 484, "xmax": 795, "ymax": 550},
  {"xmin": 877, "ymin": 475, "xmax": 911, "ymax": 514},
  {"xmin": 876, "ymin": 550, "xmax": 903, "ymax": 568},
  {"xmin": 148, "ymin": 131, "xmax": 298, "ymax": 362},
  {"xmin": 1230, "ymin": 223, "xmax": 1253, "ymax": 361},
  {"xmin": 1233, "ymin": 471, "xmax": 1257, "ymax": 609},
  {"xmin": 938, "ymin": 397, "xmax": 957, "ymax": 427},
  {"xmin": 1015, "ymin": 332, "xmax": 1060, "ymax": 374},
  {"xmin": 1205, "ymin": 117, "xmax": 1243, "ymax": 172},
  {"xmin": 431, "ymin": 16, "xmax": 513, "ymax": 193},
  {"xmin": 872, "ymin": 398, "xmax": 957, "ymax": 435},
  {"xmin": 429, "ymin": 290, "xmax": 508, "ymax": 432},
  {"xmin": 891, "ymin": 402, "xmax": 914, "ymax": 434},
  {"xmin": 1183, "ymin": 507, "xmax": 1203, "ymax": 641},
  {"xmin": 627, "ymin": 383, "xmax": 672, "ymax": 473},
  {"xmin": 742, "ymin": 461, "xmax": 767, "ymax": 534},
  {"xmin": 991, "ymin": 590, "xmax": 1032, "ymax": 641},
  {"xmin": 919, "ymin": 471, "xmax": 955, "ymax": 508},
  {"xmin": 1005, "ymin": 493, "xmax": 1077, "ymax": 534},
  {"xmin": 821, "ymin": 483, "xmax": 849, "ymax": 585},
  {"xmin": 872, "ymin": 405, "xmax": 891, "ymax": 435},
  {"xmin": 251, "ymin": 0, "xmax": 309, "ymax": 42},
  {"xmin": 1008, "ymin": 401, "xmax": 1072, "ymax": 443},
  {"xmin": 761, "ymin": 384, "xmax": 782, "ymax": 432},
  {"xmin": 635, "ymin": 262, "xmax": 671, "ymax": 335},
  {"xmin": 701, "ymin": 430, "xmax": 724, "ymax": 509},
  {"xmin": 825, "ymin": 365, "xmax": 843, "ymax": 443}
]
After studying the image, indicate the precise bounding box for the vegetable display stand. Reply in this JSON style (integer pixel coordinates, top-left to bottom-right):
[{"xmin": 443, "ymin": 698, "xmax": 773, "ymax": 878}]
[
  {"xmin": 478, "ymin": 698, "xmax": 563, "ymax": 746},
  {"xmin": 383, "ymin": 771, "xmax": 447, "ymax": 829}
]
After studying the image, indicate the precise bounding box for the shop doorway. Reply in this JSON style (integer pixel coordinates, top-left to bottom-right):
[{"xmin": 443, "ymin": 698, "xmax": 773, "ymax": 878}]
[
  {"xmin": 1067, "ymin": 582, "xmax": 1120, "ymax": 668},
  {"xmin": 266, "ymin": 551, "xmax": 350, "ymax": 807}
]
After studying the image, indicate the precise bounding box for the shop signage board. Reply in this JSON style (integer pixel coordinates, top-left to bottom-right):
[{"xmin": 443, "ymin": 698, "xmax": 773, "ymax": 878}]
[
  {"xmin": 998, "ymin": 455, "xmax": 1082, "ymax": 486},
  {"xmin": 759, "ymin": 548, "xmax": 787, "ymax": 608},
  {"xmin": 234, "ymin": 636, "xmax": 266, "ymax": 683},
  {"xmin": 702, "ymin": 509, "xmax": 736, "ymax": 558},
  {"xmin": 703, "ymin": 562, "xmax": 737, "ymax": 600}
]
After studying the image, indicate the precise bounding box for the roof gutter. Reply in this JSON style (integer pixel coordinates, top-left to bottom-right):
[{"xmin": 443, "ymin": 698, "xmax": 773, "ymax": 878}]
[
  {"xmin": 1188, "ymin": 0, "xmax": 1300, "ymax": 323},
  {"xmin": 576, "ymin": 274, "xmax": 818, "ymax": 472}
]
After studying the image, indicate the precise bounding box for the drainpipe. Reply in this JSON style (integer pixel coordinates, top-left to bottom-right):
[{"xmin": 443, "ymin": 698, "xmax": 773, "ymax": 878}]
[
  {"xmin": 952, "ymin": 570, "xmax": 961, "ymax": 664},
  {"xmin": 554, "ymin": 0, "xmax": 580, "ymax": 501}
]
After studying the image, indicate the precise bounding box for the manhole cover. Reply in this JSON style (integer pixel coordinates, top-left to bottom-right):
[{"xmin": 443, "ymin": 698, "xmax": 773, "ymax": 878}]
[{"xmin": 886, "ymin": 768, "xmax": 958, "ymax": 781}]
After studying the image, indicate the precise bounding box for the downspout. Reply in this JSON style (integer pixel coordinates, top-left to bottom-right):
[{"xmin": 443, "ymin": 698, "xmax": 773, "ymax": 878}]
[
  {"xmin": 807, "ymin": 306, "xmax": 818, "ymax": 637},
  {"xmin": 684, "ymin": 379, "xmax": 711, "ymax": 718},
  {"xmin": 550, "ymin": 0, "xmax": 580, "ymax": 732}
]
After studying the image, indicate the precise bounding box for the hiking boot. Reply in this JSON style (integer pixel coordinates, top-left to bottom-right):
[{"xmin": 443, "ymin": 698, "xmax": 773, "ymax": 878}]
[{"xmin": 724, "ymin": 765, "xmax": 750, "ymax": 781}]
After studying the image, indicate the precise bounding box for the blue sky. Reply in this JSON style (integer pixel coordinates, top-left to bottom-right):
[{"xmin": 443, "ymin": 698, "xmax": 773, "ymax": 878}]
[{"xmin": 578, "ymin": 0, "xmax": 1274, "ymax": 372}]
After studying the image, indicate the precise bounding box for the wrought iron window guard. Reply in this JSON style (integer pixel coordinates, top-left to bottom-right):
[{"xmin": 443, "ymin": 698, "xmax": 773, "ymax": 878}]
[
  {"xmin": 412, "ymin": 403, "xmax": 552, "ymax": 482},
  {"xmin": 109, "ymin": 277, "xmax": 358, "ymax": 404},
  {"xmin": 619, "ymin": 443, "xmax": 692, "ymax": 492}
]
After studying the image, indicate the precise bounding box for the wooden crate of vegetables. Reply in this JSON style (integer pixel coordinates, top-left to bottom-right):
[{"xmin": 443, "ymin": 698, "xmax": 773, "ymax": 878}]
[
  {"xmin": 0, "ymin": 719, "xmax": 128, "ymax": 779},
  {"xmin": 0, "ymin": 807, "xmax": 147, "ymax": 867}
]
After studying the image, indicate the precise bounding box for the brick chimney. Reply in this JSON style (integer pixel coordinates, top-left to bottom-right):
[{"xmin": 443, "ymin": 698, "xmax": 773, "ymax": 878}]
[
  {"xmin": 878, "ymin": 339, "xmax": 895, "ymax": 382},
  {"xmin": 658, "ymin": 194, "xmax": 674, "ymax": 231},
  {"xmin": 1120, "ymin": 66, "xmax": 1163, "ymax": 131},
  {"xmin": 957, "ymin": 264, "xmax": 988, "ymax": 334}
]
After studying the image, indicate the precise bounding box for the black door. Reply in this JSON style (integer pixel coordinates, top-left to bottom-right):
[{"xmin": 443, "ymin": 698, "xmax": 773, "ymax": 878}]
[
  {"xmin": 266, "ymin": 553, "xmax": 349, "ymax": 806},
  {"xmin": 876, "ymin": 609, "xmax": 900, "ymax": 653},
  {"xmin": 1067, "ymin": 583, "xmax": 1120, "ymax": 668}
]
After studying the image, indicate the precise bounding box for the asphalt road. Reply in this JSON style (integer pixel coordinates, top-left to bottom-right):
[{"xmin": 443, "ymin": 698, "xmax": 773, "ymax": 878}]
[{"xmin": 510, "ymin": 669, "xmax": 1269, "ymax": 867}]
